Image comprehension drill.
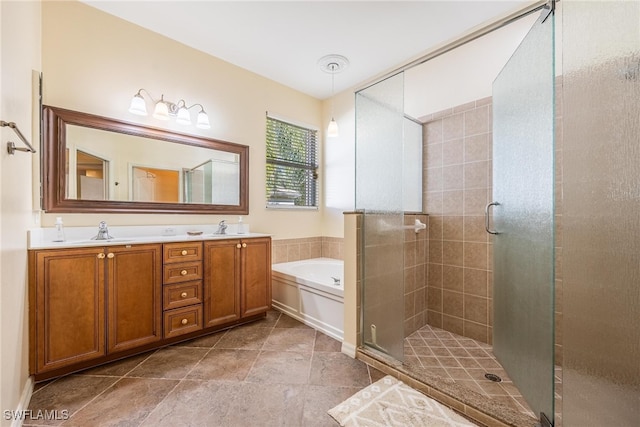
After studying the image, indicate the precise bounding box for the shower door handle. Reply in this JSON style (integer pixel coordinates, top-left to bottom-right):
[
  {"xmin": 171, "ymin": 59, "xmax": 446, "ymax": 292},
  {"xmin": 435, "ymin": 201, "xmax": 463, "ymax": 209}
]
[{"xmin": 485, "ymin": 202, "xmax": 500, "ymax": 235}]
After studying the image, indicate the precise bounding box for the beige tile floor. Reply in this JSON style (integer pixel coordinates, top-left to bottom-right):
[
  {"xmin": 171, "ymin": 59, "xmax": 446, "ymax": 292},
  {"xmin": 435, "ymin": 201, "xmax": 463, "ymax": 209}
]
[
  {"xmin": 25, "ymin": 311, "xmax": 387, "ymax": 427},
  {"xmin": 404, "ymin": 324, "xmax": 537, "ymax": 418}
]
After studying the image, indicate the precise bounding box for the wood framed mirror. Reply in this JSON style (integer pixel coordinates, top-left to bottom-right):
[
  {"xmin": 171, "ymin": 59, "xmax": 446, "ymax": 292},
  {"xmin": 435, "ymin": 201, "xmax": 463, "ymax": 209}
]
[{"xmin": 42, "ymin": 105, "xmax": 249, "ymax": 214}]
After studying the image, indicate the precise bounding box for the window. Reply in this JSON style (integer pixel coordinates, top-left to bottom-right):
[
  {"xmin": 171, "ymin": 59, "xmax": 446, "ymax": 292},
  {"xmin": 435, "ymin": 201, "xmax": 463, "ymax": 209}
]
[{"xmin": 266, "ymin": 115, "xmax": 318, "ymax": 208}]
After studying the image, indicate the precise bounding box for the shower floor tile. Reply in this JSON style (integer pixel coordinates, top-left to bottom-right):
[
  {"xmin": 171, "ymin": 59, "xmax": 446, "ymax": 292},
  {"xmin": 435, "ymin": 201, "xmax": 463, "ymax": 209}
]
[{"xmin": 404, "ymin": 324, "xmax": 537, "ymax": 417}]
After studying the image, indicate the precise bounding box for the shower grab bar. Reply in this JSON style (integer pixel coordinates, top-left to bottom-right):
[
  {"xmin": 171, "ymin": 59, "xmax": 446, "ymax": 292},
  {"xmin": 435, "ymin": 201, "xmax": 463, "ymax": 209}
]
[
  {"xmin": 485, "ymin": 202, "xmax": 500, "ymax": 235},
  {"xmin": 2, "ymin": 120, "xmax": 36, "ymax": 155}
]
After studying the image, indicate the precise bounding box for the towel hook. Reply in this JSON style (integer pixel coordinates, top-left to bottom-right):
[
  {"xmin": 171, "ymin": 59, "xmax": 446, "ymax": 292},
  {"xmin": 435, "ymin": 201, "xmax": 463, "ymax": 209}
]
[{"xmin": 1, "ymin": 120, "xmax": 36, "ymax": 155}]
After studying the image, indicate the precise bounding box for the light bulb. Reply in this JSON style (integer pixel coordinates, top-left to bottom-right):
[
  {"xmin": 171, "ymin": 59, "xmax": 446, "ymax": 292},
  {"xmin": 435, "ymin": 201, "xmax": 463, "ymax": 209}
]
[
  {"xmin": 196, "ymin": 110, "xmax": 210, "ymax": 129},
  {"xmin": 176, "ymin": 106, "xmax": 191, "ymax": 125},
  {"xmin": 128, "ymin": 94, "xmax": 147, "ymax": 116},
  {"xmin": 327, "ymin": 118, "xmax": 339, "ymax": 138},
  {"xmin": 153, "ymin": 101, "xmax": 170, "ymax": 120}
]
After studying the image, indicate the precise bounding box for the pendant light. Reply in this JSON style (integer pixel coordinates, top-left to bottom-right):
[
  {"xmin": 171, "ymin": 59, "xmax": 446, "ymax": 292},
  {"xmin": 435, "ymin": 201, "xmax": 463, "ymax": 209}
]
[{"xmin": 318, "ymin": 55, "xmax": 349, "ymax": 138}]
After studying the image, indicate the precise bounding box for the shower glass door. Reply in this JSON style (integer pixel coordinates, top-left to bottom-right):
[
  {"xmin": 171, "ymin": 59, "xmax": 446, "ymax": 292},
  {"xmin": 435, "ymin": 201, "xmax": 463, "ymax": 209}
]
[
  {"xmin": 356, "ymin": 73, "xmax": 405, "ymax": 361},
  {"xmin": 492, "ymin": 6, "xmax": 555, "ymax": 424}
]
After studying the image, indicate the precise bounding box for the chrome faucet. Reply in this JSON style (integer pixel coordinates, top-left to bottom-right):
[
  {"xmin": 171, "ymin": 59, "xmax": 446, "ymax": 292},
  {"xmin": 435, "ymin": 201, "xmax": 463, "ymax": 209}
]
[
  {"xmin": 215, "ymin": 220, "xmax": 228, "ymax": 235},
  {"xmin": 91, "ymin": 221, "xmax": 113, "ymax": 240}
]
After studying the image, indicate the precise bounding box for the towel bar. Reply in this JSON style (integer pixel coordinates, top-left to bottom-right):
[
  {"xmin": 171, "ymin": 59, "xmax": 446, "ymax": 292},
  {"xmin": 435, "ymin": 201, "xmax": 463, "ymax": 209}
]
[{"xmin": 1, "ymin": 120, "xmax": 36, "ymax": 154}]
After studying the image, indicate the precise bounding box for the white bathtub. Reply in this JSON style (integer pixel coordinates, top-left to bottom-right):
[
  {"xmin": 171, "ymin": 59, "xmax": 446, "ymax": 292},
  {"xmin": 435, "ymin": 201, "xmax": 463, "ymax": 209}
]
[{"xmin": 271, "ymin": 258, "xmax": 344, "ymax": 341}]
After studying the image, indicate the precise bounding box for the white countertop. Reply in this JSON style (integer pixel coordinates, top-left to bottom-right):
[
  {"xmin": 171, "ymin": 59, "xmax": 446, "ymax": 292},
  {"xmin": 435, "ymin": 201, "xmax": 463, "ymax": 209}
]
[{"xmin": 28, "ymin": 223, "xmax": 270, "ymax": 250}]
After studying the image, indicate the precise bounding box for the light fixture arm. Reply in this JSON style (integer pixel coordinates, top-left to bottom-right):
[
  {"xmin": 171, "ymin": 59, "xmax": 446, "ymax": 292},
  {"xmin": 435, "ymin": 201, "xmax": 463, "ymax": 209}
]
[{"xmin": 177, "ymin": 101, "xmax": 207, "ymax": 114}]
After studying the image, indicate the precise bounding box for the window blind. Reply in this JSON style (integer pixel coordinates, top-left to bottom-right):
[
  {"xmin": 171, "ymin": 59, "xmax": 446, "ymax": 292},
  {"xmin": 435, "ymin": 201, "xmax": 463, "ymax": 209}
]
[{"xmin": 266, "ymin": 116, "xmax": 318, "ymax": 208}]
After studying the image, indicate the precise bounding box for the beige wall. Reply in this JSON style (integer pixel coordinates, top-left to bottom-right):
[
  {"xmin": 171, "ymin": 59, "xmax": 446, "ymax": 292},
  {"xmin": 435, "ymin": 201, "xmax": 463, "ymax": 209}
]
[
  {"xmin": 1, "ymin": 1, "xmax": 41, "ymax": 424},
  {"xmin": 321, "ymin": 89, "xmax": 356, "ymax": 238},
  {"xmin": 41, "ymin": 1, "xmax": 325, "ymax": 239}
]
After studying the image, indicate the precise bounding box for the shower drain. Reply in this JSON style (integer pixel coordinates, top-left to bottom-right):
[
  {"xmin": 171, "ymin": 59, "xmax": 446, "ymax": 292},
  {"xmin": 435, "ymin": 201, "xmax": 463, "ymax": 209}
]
[{"xmin": 484, "ymin": 373, "xmax": 502, "ymax": 382}]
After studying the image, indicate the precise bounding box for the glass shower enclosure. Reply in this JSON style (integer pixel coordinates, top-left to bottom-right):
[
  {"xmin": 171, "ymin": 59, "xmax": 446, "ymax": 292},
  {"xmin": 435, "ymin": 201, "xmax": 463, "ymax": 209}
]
[
  {"xmin": 356, "ymin": 4, "xmax": 558, "ymax": 425},
  {"xmin": 356, "ymin": 73, "xmax": 406, "ymax": 361}
]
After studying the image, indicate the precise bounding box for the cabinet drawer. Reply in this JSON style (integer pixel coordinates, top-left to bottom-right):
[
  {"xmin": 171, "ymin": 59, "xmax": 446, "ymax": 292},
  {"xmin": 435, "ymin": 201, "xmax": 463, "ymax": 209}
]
[
  {"xmin": 163, "ymin": 242, "xmax": 203, "ymax": 264},
  {"xmin": 163, "ymin": 281, "xmax": 203, "ymax": 310},
  {"xmin": 163, "ymin": 261, "xmax": 202, "ymax": 284},
  {"xmin": 163, "ymin": 305, "xmax": 203, "ymax": 339}
]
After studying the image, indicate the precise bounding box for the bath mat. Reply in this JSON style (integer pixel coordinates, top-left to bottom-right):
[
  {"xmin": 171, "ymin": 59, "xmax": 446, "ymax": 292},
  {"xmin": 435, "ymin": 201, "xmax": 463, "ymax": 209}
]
[{"xmin": 328, "ymin": 375, "xmax": 476, "ymax": 427}]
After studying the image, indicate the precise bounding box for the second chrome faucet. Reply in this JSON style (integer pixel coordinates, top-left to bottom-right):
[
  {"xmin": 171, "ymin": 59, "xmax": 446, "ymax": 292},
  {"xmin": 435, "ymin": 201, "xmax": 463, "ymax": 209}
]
[
  {"xmin": 214, "ymin": 220, "xmax": 228, "ymax": 235},
  {"xmin": 91, "ymin": 221, "xmax": 113, "ymax": 240}
]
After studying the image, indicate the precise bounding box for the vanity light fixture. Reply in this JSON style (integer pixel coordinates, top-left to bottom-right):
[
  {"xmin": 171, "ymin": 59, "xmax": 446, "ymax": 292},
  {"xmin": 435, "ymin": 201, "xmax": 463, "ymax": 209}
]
[
  {"xmin": 128, "ymin": 88, "xmax": 211, "ymax": 129},
  {"xmin": 318, "ymin": 55, "xmax": 349, "ymax": 138}
]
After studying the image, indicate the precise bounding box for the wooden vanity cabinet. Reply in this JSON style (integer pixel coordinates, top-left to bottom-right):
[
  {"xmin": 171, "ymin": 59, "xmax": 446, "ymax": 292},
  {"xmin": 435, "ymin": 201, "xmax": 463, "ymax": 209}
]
[
  {"xmin": 29, "ymin": 243, "xmax": 162, "ymax": 374},
  {"xmin": 203, "ymin": 237, "xmax": 271, "ymax": 328},
  {"xmin": 241, "ymin": 238, "xmax": 272, "ymax": 317},
  {"xmin": 203, "ymin": 240, "xmax": 241, "ymax": 327},
  {"xmin": 30, "ymin": 248, "xmax": 106, "ymax": 374},
  {"xmin": 162, "ymin": 242, "xmax": 203, "ymax": 339},
  {"xmin": 30, "ymin": 236, "xmax": 270, "ymax": 380},
  {"xmin": 107, "ymin": 244, "xmax": 162, "ymax": 353}
]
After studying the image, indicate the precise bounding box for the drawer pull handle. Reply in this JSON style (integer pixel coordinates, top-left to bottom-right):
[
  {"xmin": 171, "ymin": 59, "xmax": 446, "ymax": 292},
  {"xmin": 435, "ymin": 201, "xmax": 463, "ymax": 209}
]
[
  {"xmin": 181, "ymin": 292, "xmax": 188, "ymax": 298},
  {"xmin": 181, "ymin": 318, "xmax": 188, "ymax": 325},
  {"xmin": 107, "ymin": 253, "xmax": 115, "ymax": 259},
  {"xmin": 181, "ymin": 250, "xmax": 188, "ymax": 256},
  {"xmin": 236, "ymin": 243, "xmax": 241, "ymax": 249},
  {"xmin": 97, "ymin": 253, "xmax": 105, "ymax": 259},
  {"xmin": 242, "ymin": 243, "xmax": 247, "ymax": 248},
  {"xmin": 180, "ymin": 270, "xmax": 188, "ymax": 276}
]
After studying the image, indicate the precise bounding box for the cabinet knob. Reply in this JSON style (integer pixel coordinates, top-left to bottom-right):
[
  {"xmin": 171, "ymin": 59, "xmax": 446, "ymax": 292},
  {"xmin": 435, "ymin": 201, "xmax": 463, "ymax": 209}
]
[
  {"xmin": 242, "ymin": 243, "xmax": 247, "ymax": 248},
  {"xmin": 107, "ymin": 253, "xmax": 115, "ymax": 259},
  {"xmin": 180, "ymin": 292, "xmax": 188, "ymax": 298},
  {"xmin": 181, "ymin": 250, "xmax": 188, "ymax": 256},
  {"xmin": 97, "ymin": 253, "xmax": 105, "ymax": 259},
  {"xmin": 236, "ymin": 243, "xmax": 241, "ymax": 249},
  {"xmin": 180, "ymin": 270, "xmax": 188, "ymax": 276},
  {"xmin": 181, "ymin": 318, "xmax": 188, "ymax": 325}
]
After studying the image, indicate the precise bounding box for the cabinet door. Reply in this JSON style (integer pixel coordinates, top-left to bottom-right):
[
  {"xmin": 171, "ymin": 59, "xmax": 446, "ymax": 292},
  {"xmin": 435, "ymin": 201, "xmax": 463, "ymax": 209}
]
[
  {"xmin": 32, "ymin": 248, "xmax": 106, "ymax": 373},
  {"xmin": 107, "ymin": 244, "xmax": 162, "ymax": 353},
  {"xmin": 241, "ymin": 237, "xmax": 272, "ymax": 317},
  {"xmin": 203, "ymin": 240, "xmax": 241, "ymax": 328}
]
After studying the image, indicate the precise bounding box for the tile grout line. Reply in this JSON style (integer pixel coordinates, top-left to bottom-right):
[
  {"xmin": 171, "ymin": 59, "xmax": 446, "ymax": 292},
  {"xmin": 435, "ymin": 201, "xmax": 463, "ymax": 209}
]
[
  {"xmin": 406, "ymin": 323, "xmax": 538, "ymax": 417},
  {"xmin": 243, "ymin": 311, "xmax": 282, "ymax": 385},
  {"xmin": 111, "ymin": 341, "xmax": 225, "ymax": 427},
  {"xmin": 57, "ymin": 348, "xmax": 162, "ymax": 424},
  {"xmin": 135, "ymin": 324, "xmax": 252, "ymax": 427}
]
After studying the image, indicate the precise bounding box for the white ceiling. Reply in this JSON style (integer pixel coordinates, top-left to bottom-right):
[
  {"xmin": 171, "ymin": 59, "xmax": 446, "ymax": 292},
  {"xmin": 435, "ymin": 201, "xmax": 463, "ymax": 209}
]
[{"xmin": 82, "ymin": 1, "xmax": 531, "ymax": 100}]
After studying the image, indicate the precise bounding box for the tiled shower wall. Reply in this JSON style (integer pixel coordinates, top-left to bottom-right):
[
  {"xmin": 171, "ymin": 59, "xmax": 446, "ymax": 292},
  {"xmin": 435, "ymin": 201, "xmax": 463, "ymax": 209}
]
[
  {"xmin": 404, "ymin": 213, "xmax": 429, "ymax": 336},
  {"xmin": 421, "ymin": 90, "xmax": 564, "ymax": 355},
  {"xmin": 271, "ymin": 236, "xmax": 344, "ymax": 263},
  {"xmin": 422, "ymin": 97, "xmax": 494, "ymax": 344}
]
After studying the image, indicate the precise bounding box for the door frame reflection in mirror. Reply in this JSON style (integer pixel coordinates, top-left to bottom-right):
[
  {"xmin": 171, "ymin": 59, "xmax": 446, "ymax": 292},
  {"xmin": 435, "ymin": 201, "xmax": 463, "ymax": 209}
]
[{"xmin": 42, "ymin": 105, "xmax": 249, "ymax": 214}]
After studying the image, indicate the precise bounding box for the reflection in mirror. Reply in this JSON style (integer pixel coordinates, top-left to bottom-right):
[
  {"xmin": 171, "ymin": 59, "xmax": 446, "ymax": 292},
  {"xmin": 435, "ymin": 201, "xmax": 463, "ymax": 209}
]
[
  {"xmin": 132, "ymin": 166, "xmax": 179, "ymax": 202},
  {"xmin": 65, "ymin": 124, "xmax": 240, "ymax": 205},
  {"xmin": 184, "ymin": 158, "xmax": 240, "ymax": 205},
  {"xmin": 43, "ymin": 105, "xmax": 249, "ymax": 214}
]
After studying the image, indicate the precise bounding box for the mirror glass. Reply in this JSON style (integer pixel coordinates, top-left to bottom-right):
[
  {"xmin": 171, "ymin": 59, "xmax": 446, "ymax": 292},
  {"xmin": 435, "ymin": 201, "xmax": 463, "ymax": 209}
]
[{"xmin": 43, "ymin": 105, "xmax": 249, "ymax": 214}]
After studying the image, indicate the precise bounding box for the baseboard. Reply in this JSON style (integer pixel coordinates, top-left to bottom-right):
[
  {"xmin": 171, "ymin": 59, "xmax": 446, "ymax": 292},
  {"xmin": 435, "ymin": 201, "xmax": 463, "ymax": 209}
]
[
  {"xmin": 10, "ymin": 376, "xmax": 34, "ymax": 427},
  {"xmin": 341, "ymin": 341, "xmax": 357, "ymax": 358}
]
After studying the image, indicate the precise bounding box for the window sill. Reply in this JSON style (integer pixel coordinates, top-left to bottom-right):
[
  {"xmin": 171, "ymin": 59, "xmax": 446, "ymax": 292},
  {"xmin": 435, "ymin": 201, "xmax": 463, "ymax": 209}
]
[{"xmin": 265, "ymin": 204, "xmax": 319, "ymax": 211}]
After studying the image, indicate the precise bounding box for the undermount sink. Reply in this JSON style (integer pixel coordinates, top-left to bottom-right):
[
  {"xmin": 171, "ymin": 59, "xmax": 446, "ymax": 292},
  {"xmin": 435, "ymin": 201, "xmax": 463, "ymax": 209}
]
[{"xmin": 64, "ymin": 238, "xmax": 135, "ymax": 245}]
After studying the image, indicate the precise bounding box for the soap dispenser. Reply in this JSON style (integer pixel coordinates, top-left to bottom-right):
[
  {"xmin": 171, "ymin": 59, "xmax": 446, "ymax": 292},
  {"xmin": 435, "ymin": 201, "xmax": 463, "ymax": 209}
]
[
  {"xmin": 53, "ymin": 217, "xmax": 65, "ymax": 242},
  {"xmin": 237, "ymin": 216, "xmax": 246, "ymax": 234}
]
